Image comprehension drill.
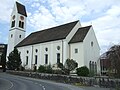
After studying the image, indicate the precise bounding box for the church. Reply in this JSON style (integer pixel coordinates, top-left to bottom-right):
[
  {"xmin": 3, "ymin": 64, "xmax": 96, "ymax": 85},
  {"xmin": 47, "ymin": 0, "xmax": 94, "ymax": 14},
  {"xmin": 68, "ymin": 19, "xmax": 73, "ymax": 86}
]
[{"xmin": 7, "ymin": 2, "xmax": 100, "ymax": 71}]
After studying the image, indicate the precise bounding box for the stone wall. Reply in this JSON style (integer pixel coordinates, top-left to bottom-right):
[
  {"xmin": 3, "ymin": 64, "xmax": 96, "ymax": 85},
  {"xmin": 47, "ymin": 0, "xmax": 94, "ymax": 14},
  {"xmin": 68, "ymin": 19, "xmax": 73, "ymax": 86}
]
[{"xmin": 7, "ymin": 70, "xmax": 120, "ymax": 88}]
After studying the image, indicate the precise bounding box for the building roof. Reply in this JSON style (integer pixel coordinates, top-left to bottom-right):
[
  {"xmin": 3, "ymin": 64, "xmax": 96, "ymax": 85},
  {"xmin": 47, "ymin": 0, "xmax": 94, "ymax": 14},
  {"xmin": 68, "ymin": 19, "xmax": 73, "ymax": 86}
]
[
  {"xmin": 16, "ymin": 20, "xmax": 79, "ymax": 47},
  {"xmin": 69, "ymin": 25, "xmax": 91, "ymax": 44},
  {"xmin": 16, "ymin": 2, "xmax": 27, "ymax": 17}
]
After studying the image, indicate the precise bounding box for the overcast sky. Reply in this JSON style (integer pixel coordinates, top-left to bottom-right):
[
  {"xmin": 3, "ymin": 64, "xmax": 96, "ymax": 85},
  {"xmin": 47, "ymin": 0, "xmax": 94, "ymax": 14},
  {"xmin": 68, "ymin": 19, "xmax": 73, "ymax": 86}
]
[{"xmin": 0, "ymin": 0, "xmax": 120, "ymax": 54}]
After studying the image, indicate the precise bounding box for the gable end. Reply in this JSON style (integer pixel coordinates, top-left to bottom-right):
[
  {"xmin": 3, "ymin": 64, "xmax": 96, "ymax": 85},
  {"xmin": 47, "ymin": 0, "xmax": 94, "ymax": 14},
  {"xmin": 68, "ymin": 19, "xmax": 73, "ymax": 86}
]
[{"xmin": 69, "ymin": 25, "xmax": 91, "ymax": 44}]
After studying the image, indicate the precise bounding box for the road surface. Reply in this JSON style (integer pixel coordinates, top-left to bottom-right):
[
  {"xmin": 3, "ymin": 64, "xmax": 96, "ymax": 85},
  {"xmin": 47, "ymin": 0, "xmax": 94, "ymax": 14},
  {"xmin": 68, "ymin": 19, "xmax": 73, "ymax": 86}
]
[
  {"xmin": 0, "ymin": 73, "xmax": 83, "ymax": 90},
  {"xmin": 0, "ymin": 73, "xmax": 110, "ymax": 90}
]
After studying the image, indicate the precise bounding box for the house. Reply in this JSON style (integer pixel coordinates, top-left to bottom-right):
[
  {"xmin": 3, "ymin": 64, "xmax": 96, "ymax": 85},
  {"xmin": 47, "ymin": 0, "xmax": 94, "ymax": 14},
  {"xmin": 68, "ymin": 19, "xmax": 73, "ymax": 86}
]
[
  {"xmin": 7, "ymin": 2, "xmax": 100, "ymax": 71},
  {"xmin": 0, "ymin": 44, "xmax": 7, "ymax": 71}
]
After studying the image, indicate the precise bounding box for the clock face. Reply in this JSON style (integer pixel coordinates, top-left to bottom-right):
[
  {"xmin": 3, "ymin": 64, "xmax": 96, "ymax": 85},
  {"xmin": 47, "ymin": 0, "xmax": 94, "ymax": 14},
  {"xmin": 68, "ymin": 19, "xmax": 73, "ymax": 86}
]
[
  {"xmin": 20, "ymin": 16, "xmax": 24, "ymax": 20},
  {"xmin": 12, "ymin": 15, "xmax": 15, "ymax": 20}
]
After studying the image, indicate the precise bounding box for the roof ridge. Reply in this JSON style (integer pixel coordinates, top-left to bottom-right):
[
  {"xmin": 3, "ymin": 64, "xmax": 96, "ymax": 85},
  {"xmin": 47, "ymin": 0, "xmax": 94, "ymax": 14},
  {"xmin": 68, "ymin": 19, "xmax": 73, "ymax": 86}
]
[
  {"xmin": 31, "ymin": 20, "xmax": 79, "ymax": 34},
  {"xmin": 79, "ymin": 25, "xmax": 92, "ymax": 29}
]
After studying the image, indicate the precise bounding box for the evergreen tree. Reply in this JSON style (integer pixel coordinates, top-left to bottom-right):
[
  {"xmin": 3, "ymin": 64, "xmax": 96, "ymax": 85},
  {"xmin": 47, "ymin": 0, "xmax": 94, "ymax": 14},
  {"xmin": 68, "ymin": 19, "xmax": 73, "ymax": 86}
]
[{"xmin": 7, "ymin": 48, "xmax": 22, "ymax": 70}]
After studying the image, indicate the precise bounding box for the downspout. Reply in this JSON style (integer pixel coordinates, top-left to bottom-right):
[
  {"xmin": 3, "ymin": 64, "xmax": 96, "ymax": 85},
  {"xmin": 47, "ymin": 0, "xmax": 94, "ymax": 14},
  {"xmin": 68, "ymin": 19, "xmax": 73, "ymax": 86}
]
[
  {"xmin": 62, "ymin": 40, "xmax": 64, "ymax": 64},
  {"xmin": 31, "ymin": 45, "xmax": 33, "ymax": 70},
  {"xmin": 69, "ymin": 44, "xmax": 71, "ymax": 59}
]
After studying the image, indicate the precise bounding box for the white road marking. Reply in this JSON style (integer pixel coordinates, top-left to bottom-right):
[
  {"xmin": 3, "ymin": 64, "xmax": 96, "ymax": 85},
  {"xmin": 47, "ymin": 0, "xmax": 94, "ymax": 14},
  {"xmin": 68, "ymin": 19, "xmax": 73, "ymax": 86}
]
[
  {"xmin": 33, "ymin": 82, "xmax": 45, "ymax": 90},
  {"xmin": 39, "ymin": 83, "xmax": 45, "ymax": 90},
  {"xmin": 42, "ymin": 86, "xmax": 45, "ymax": 90},
  {"xmin": 8, "ymin": 80, "xmax": 13, "ymax": 90},
  {"xmin": 0, "ymin": 78, "xmax": 14, "ymax": 90}
]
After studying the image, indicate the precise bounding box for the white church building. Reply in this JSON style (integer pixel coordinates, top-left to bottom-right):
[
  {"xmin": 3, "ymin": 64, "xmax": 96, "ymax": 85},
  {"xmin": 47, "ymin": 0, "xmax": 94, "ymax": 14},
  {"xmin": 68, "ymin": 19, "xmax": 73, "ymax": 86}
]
[{"xmin": 7, "ymin": 2, "xmax": 100, "ymax": 71}]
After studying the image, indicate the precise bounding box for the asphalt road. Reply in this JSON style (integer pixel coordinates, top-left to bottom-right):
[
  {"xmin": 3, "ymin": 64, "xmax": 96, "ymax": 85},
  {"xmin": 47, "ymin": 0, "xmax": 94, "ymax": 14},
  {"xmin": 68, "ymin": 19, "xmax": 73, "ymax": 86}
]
[
  {"xmin": 0, "ymin": 73, "xmax": 110, "ymax": 90},
  {"xmin": 0, "ymin": 73, "xmax": 83, "ymax": 90}
]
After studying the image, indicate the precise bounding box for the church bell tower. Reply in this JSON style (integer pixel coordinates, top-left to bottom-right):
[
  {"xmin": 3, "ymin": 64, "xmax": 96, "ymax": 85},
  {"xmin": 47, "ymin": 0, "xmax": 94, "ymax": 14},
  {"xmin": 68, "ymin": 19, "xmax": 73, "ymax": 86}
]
[{"xmin": 7, "ymin": 2, "xmax": 27, "ymax": 56}]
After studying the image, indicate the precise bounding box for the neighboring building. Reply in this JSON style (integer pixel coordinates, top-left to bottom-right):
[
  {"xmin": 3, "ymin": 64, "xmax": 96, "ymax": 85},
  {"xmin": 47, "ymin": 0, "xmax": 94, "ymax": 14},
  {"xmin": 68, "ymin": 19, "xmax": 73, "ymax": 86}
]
[
  {"xmin": 100, "ymin": 53, "xmax": 111, "ymax": 76},
  {"xmin": 100, "ymin": 59, "xmax": 110, "ymax": 76},
  {"xmin": 7, "ymin": 2, "xmax": 100, "ymax": 71},
  {"xmin": 0, "ymin": 44, "xmax": 7, "ymax": 70}
]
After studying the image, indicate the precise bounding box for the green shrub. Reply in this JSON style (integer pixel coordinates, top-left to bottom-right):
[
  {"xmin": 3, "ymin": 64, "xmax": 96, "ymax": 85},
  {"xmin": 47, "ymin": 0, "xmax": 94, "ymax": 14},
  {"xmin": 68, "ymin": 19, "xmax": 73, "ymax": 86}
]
[
  {"xmin": 76, "ymin": 66, "xmax": 89, "ymax": 76},
  {"xmin": 38, "ymin": 65, "xmax": 52, "ymax": 73},
  {"xmin": 45, "ymin": 65, "xmax": 52, "ymax": 73},
  {"xmin": 53, "ymin": 69, "xmax": 62, "ymax": 74},
  {"xmin": 38, "ymin": 65, "xmax": 46, "ymax": 73},
  {"xmin": 57, "ymin": 63, "xmax": 64, "ymax": 69}
]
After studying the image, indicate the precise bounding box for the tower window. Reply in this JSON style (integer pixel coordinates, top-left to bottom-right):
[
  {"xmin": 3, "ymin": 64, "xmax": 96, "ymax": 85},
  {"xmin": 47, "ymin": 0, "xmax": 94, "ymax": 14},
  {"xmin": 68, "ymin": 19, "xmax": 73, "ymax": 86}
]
[
  {"xmin": 19, "ymin": 21, "xmax": 24, "ymax": 29},
  {"xmin": 57, "ymin": 53, "xmax": 60, "ymax": 63},
  {"xmin": 35, "ymin": 55, "xmax": 37, "ymax": 64},
  {"xmin": 22, "ymin": 22, "xmax": 24, "ymax": 28},
  {"xmin": 19, "ymin": 35, "xmax": 21, "ymax": 38},
  {"xmin": 11, "ymin": 21, "xmax": 15, "ymax": 28},
  {"xmin": 45, "ymin": 54, "xmax": 48, "ymax": 64},
  {"xmin": 19, "ymin": 21, "xmax": 21, "ymax": 27},
  {"xmin": 11, "ymin": 34, "xmax": 13, "ymax": 38}
]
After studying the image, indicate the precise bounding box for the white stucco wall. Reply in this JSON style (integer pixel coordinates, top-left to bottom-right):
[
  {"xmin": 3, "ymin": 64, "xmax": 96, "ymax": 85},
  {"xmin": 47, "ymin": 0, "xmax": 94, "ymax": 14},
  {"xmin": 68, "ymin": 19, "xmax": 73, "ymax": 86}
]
[
  {"xmin": 18, "ymin": 40, "xmax": 65, "ymax": 69},
  {"xmin": 63, "ymin": 21, "xmax": 81, "ymax": 62},
  {"xmin": 70, "ymin": 42, "xmax": 84, "ymax": 67},
  {"xmin": 83, "ymin": 27, "xmax": 100, "ymax": 70}
]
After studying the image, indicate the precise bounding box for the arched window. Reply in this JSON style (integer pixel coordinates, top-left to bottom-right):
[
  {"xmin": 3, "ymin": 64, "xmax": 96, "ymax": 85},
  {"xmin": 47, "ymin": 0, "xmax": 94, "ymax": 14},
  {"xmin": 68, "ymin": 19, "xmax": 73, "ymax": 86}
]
[
  {"xmin": 19, "ymin": 21, "xmax": 21, "ymax": 27},
  {"xmin": 19, "ymin": 21, "xmax": 24, "ymax": 29},
  {"xmin": 91, "ymin": 41, "xmax": 93, "ymax": 47},
  {"xmin": 45, "ymin": 48, "xmax": 48, "ymax": 51},
  {"xmin": 22, "ymin": 22, "xmax": 24, "ymax": 28},
  {"xmin": 35, "ymin": 55, "xmax": 37, "ymax": 64},
  {"xmin": 11, "ymin": 20, "xmax": 15, "ymax": 28},
  {"xmin": 26, "ymin": 56, "xmax": 28, "ymax": 65},
  {"xmin": 11, "ymin": 34, "xmax": 13, "ymax": 38},
  {"xmin": 35, "ymin": 49, "xmax": 38, "ymax": 53},
  {"xmin": 94, "ymin": 62, "xmax": 97, "ymax": 74},
  {"xmin": 92, "ymin": 62, "xmax": 94, "ymax": 73},
  {"xmin": 57, "ymin": 53, "xmax": 60, "ymax": 63},
  {"xmin": 89, "ymin": 61, "xmax": 92, "ymax": 72},
  {"xmin": 27, "ymin": 50, "xmax": 29, "ymax": 54},
  {"xmin": 45, "ymin": 54, "xmax": 48, "ymax": 64}
]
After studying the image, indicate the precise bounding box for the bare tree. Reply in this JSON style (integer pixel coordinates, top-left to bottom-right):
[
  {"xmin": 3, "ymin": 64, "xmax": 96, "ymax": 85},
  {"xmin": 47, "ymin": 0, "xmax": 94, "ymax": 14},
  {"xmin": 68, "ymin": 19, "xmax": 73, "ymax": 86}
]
[{"xmin": 106, "ymin": 45, "xmax": 120, "ymax": 78}]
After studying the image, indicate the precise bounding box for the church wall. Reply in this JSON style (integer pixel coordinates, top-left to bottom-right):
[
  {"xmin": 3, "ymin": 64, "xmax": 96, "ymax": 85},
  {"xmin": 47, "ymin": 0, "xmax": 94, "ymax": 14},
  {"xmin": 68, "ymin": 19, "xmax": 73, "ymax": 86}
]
[
  {"xmin": 83, "ymin": 27, "xmax": 100, "ymax": 72},
  {"xmin": 17, "ymin": 40, "xmax": 65, "ymax": 69},
  {"xmin": 18, "ymin": 46, "xmax": 33, "ymax": 70},
  {"xmin": 70, "ymin": 42, "xmax": 84, "ymax": 68},
  {"xmin": 64, "ymin": 21, "xmax": 81, "ymax": 62},
  {"xmin": 7, "ymin": 30, "xmax": 16, "ymax": 57}
]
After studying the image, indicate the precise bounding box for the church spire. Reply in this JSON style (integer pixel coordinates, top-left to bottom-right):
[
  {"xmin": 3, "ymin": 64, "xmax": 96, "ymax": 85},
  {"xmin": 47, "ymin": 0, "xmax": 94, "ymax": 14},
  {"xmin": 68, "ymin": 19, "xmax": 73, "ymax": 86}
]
[{"xmin": 16, "ymin": 2, "xmax": 27, "ymax": 17}]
